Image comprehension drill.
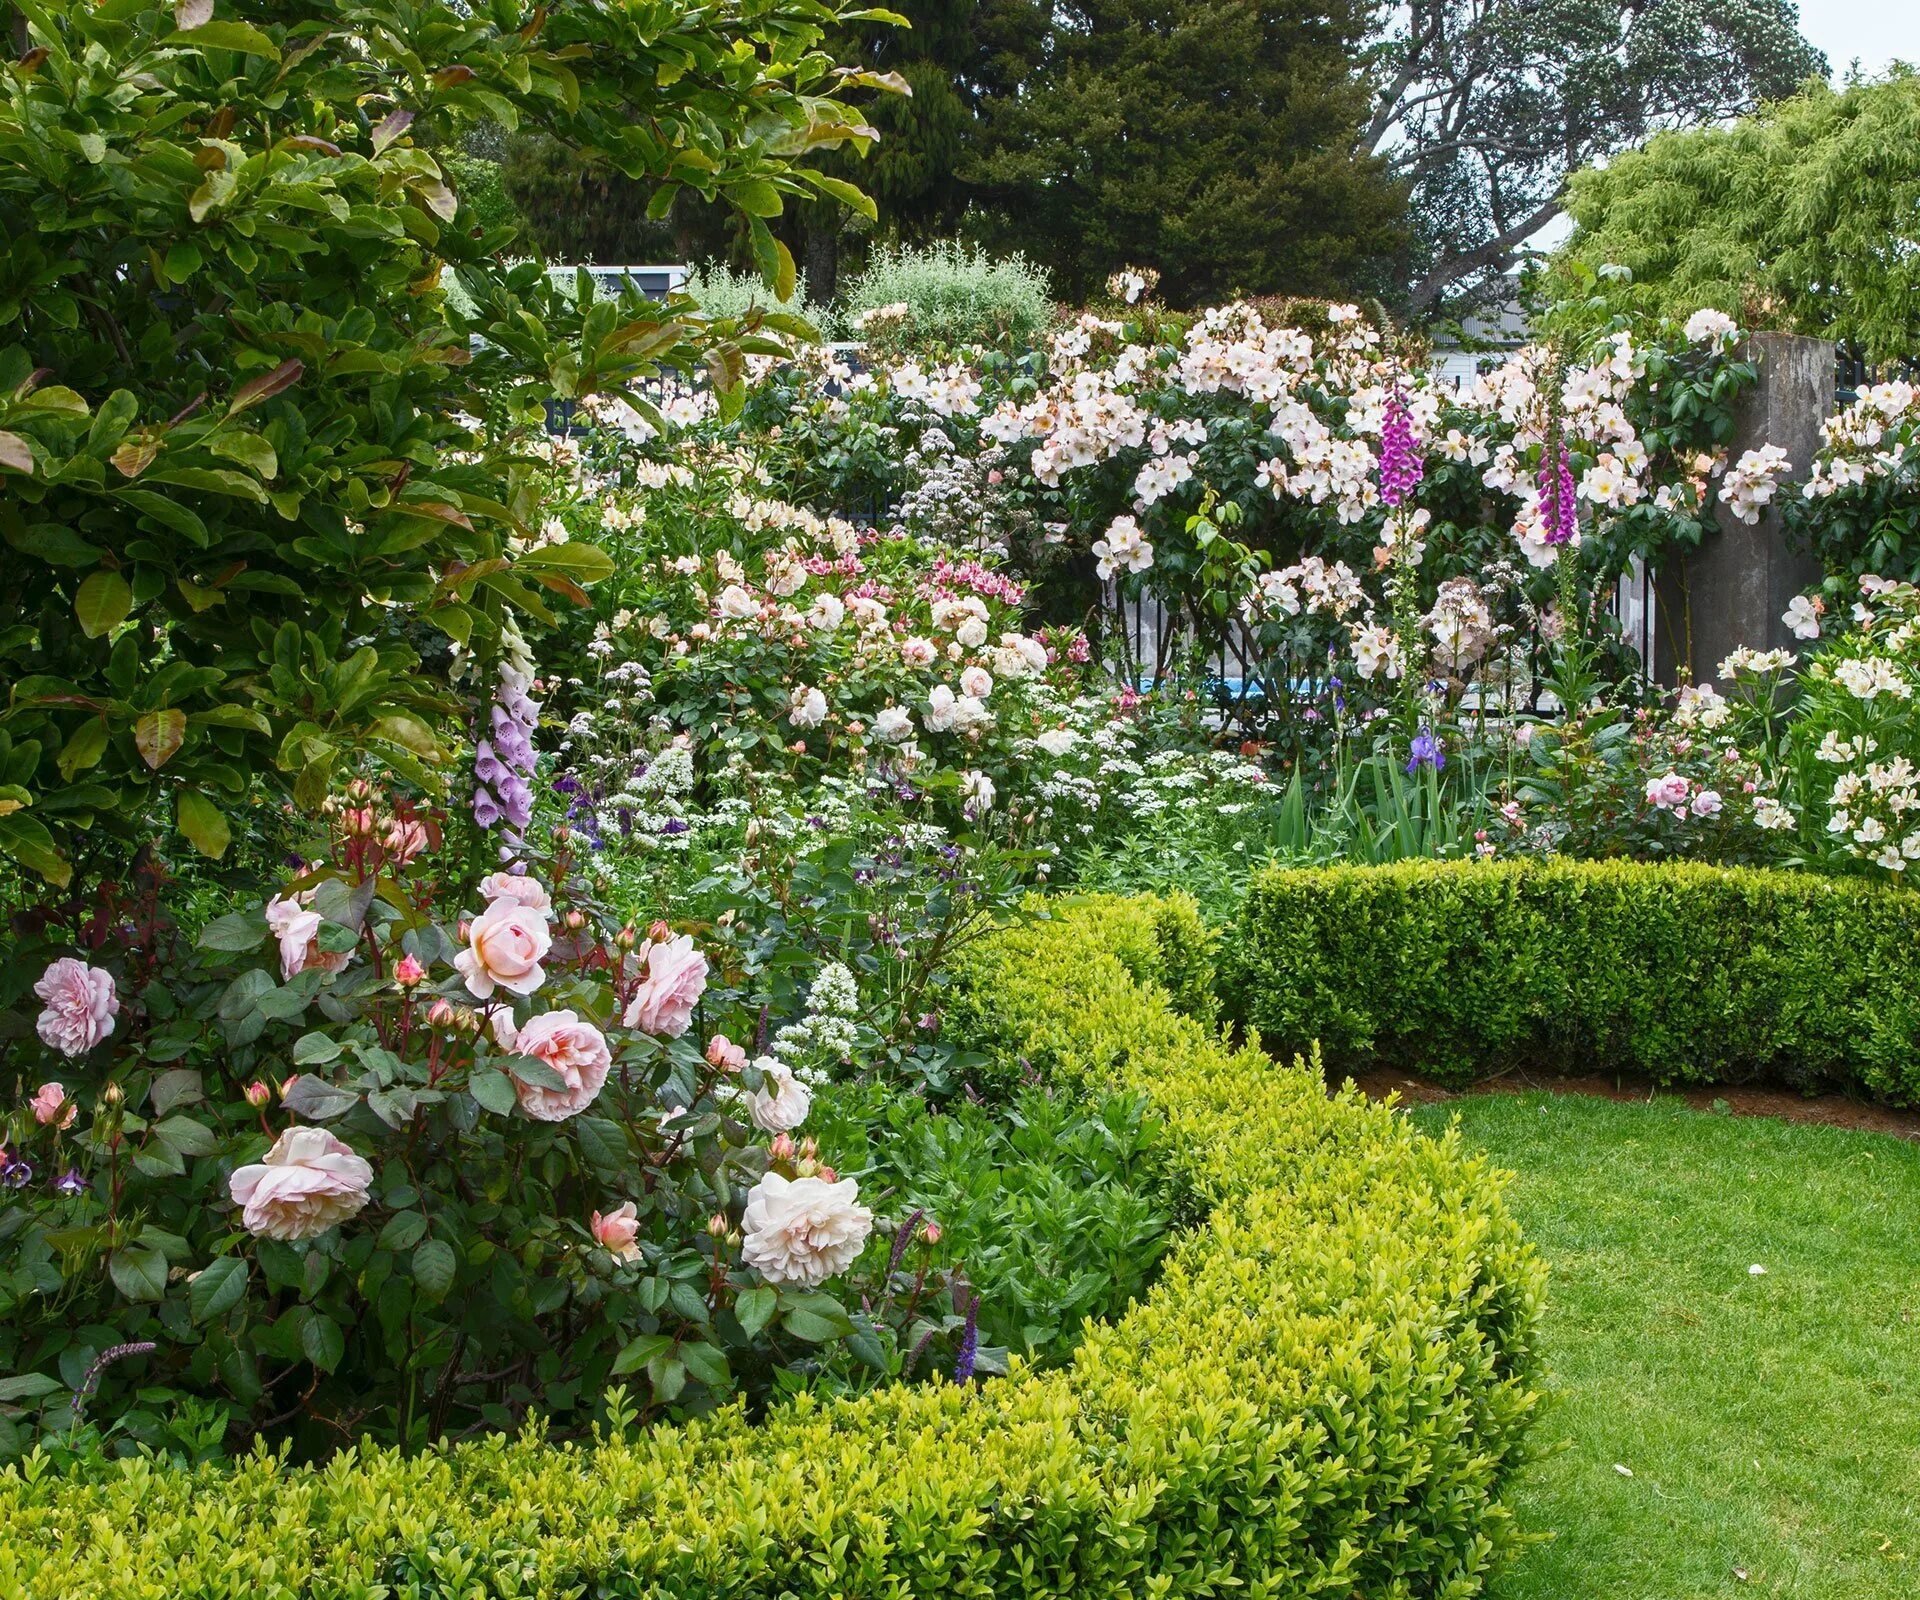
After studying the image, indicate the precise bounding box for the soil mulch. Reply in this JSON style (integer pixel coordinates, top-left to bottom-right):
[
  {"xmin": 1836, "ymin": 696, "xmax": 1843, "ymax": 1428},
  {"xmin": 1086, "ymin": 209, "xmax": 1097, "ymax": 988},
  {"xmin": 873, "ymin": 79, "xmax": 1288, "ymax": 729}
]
[{"xmin": 1339, "ymin": 1065, "xmax": 1920, "ymax": 1142}]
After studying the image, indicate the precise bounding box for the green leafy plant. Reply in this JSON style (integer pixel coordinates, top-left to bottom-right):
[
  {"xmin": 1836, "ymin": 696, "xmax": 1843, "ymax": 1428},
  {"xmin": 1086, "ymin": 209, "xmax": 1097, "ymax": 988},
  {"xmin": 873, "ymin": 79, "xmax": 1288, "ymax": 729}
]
[{"xmin": 0, "ymin": 0, "xmax": 895, "ymax": 887}]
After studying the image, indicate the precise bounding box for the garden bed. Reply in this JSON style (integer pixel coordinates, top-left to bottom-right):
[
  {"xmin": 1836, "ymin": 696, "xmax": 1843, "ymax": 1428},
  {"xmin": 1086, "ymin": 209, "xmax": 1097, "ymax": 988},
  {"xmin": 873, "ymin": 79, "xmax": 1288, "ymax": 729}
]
[{"xmin": 0, "ymin": 896, "xmax": 1545, "ymax": 1598}]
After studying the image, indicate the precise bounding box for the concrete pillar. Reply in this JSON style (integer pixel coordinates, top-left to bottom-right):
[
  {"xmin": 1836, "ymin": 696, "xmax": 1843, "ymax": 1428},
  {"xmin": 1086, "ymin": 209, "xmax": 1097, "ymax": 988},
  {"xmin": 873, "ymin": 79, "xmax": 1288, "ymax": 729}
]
[{"xmin": 1652, "ymin": 333, "xmax": 1832, "ymax": 686}]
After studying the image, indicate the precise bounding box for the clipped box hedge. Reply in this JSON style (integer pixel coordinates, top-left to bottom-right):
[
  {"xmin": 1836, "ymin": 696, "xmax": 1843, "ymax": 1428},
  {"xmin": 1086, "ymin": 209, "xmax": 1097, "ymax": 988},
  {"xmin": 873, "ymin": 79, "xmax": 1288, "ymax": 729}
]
[
  {"xmin": 0, "ymin": 895, "xmax": 1545, "ymax": 1599},
  {"xmin": 1224, "ymin": 859, "xmax": 1920, "ymax": 1104}
]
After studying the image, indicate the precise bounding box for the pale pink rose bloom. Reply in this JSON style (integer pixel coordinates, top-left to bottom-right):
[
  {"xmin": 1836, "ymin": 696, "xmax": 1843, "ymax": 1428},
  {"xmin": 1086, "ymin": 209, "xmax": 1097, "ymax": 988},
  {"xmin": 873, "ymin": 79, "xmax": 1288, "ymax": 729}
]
[
  {"xmin": 960, "ymin": 665, "xmax": 994, "ymax": 700},
  {"xmin": 746, "ymin": 1056, "xmax": 811, "ymax": 1133},
  {"xmin": 504, "ymin": 1009, "xmax": 612, "ymax": 1121},
  {"xmin": 265, "ymin": 894, "xmax": 350, "ymax": 981},
  {"xmin": 741, "ymin": 1171, "xmax": 874, "ymax": 1287},
  {"xmin": 705, "ymin": 1033, "xmax": 747, "ymax": 1072},
  {"xmin": 1643, "ymin": 772, "xmax": 1690, "ymax": 810},
  {"xmin": 590, "ymin": 1200, "xmax": 641, "ymax": 1263},
  {"xmin": 227, "ymin": 1126, "xmax": 374, "ymax": 1241},
  {"xmin": 33, "ymin": 958, "xmax": 119, "ymax": 1058},
  {"xmin": 479, "ymin": 871, "xmax": 554, "ymax": 920},
  {"xmin": 454, "ymin": 900, "xmax": 552, "ymax": 1000},
  {"xmin": 622, "ymin": 934, "xmax": 709, "ymax": 1038},
  {"xmin": 30, "ymin": 1081, "xmax": 76, "ymax": 1128}
]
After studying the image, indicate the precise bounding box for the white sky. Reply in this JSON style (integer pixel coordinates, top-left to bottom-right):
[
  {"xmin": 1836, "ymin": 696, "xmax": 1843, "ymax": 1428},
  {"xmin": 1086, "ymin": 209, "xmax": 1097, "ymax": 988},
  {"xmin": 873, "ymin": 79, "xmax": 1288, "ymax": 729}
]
[{"xmin": 1798, "ymin": 0, "xmax": 1920, "ymax": 80}]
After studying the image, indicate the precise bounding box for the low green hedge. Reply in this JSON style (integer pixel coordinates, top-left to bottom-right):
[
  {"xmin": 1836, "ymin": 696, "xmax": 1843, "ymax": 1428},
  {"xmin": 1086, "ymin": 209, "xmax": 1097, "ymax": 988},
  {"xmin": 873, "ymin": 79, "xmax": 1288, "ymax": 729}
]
[
  {"xmin": 1224, "ymin": 859, "xmax": 1920, "ymax": 1103},
  {"xmin": 0, "ymin": 895, "xmax": 1545, "ymax": 1599}
]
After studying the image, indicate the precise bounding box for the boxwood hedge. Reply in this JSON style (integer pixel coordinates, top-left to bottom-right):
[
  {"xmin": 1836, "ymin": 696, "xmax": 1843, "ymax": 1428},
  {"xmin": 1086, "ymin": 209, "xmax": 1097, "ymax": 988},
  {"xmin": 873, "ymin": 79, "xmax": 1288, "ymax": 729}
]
[
  {"xmin": 1224, "ymin": 859, "xmax": 1920, "ymax": 1103},
  {"xmin": 0, "ymin": 895, "xmax": 1545, "ymax": 1600}
]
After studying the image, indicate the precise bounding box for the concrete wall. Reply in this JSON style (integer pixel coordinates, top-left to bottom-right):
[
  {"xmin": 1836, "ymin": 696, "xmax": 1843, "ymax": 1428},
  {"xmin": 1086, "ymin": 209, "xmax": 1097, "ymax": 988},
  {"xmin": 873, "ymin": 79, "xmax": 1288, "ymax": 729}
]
[{"xmin": 1652, "ymin": 333, "xmax": 1832, "ymax": 685}]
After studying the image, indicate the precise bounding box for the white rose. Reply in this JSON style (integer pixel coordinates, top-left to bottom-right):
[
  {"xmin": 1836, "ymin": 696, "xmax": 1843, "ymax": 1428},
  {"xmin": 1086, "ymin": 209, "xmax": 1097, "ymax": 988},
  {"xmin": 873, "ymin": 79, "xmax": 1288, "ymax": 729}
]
[
  {"xmin": 745, "ymin": 1056, "xmax": 812, "ymax": 1132},
  {"xmin": 788, "ymin": 685, "xmax": 829, "ymax": 727},
  {"xmin": 741, "ymin": 1171, "xmax": 874, "ymax": 1287},
  {"xmin": 872, "ymin": 705, "xmax": 914, "ymax": 743},
  {"xmin": 960, "ymin": 666, "xmax": 994, "ymax": 700}
]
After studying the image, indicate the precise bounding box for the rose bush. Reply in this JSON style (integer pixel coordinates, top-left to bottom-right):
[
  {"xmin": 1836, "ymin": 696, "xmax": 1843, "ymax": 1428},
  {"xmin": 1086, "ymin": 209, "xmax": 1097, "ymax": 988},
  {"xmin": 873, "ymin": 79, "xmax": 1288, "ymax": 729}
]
[{"xmin": 0, "ymin": 778, "xmax": 996, "ymax": 1460}]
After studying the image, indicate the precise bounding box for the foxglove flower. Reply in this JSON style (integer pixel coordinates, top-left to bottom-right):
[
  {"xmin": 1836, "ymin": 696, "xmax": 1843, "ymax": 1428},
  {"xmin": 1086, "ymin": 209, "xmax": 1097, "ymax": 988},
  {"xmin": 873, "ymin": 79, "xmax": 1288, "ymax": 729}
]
[
  {"xmin": 473, "ymin": 619, "xmax": 541, "ymax": 849},
  {"xmin": 1378, "ymin": 384, "xmax": 1424, "ymax": 507},
  {"xmin": 1539, "ymin": 441, "xmax": 1577, "ymax": 546}
]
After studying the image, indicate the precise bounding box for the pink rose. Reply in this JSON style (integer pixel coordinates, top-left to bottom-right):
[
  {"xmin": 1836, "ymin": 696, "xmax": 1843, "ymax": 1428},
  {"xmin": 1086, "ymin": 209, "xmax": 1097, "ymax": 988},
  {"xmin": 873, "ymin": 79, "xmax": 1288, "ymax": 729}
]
[
  {"xmin": 30, "ymin": 1081, "xmax": 75, "ymax": 1128},
  {"xmin": 622, "ymin": 934, "xmax": 709, "ymax": 1038},
  {"xmin": 265, "ymin": 893, "xmax": 350, "ymax": 981},
  {"xmin": 503, "ymin": 1009, "xmax": 612, "ymax": 1121},
  {"xmin": 590, "ymin": 1200, "xmax": 641, "ymax": 1263},
  {"xmin": 706, "ymin": 1033, "xmax": 747, "ymax": 1072},
  {"xmin": 33, "ymin": 958, "xmax": 118, "ymax": 1058},
  {"xmin": 454, "ymin": 900, "xmax": 552, "ymax": 1000},
  {"xmin": 479, "ymin": 871, "xmax": 554, "ymax": 920},
  {"xmin": 227, "ymin": 1126, "xmax": 374, "ymax": 1241},
  {"xmin": 1643, "ymin": 772, "xmax": 1690, "ymax": 810}
]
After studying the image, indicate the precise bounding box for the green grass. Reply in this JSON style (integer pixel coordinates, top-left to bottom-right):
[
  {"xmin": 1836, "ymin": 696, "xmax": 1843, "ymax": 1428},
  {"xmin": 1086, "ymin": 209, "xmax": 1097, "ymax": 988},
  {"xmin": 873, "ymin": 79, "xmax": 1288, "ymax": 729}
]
[{"xmin": 1405, "ymin": 1091, "xmax": 1920, "ymax": 1599}]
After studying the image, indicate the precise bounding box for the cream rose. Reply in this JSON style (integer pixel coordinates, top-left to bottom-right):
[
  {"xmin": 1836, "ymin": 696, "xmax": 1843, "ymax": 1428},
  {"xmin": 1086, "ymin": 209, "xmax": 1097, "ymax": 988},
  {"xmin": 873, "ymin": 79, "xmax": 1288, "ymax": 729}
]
[
  {"xmin": 745, "ymin": 1056, "xmax": 812, "ymax": 1133},
  {"xmin": 265, "ymin": 893, "xmax": 350, "ymax": 982},
  {"xmin": 741, "ymin": 1171, "xmax": 874, "ymax": 1288},
  {"xmin": 33, "ymin": 957, "xmax": 119, "ymax": 1058},
  {"xmin": 500, "ymin": 1008, "xmax": 611, "ymax": 1121},
  {"xmin": 227, "ymin": 1126, "xmax": 374, "ymax": 1241},
  {"xmin": 623, "ymin": 934, "xmax": 709, "ymax": 1038},
  {"xmin": 454, "ymin": 900, "xmax": 552, "ymax": 999},
  {"xmin": 479, "ymin": 871, "xmax": 554, "ymax": 920}
]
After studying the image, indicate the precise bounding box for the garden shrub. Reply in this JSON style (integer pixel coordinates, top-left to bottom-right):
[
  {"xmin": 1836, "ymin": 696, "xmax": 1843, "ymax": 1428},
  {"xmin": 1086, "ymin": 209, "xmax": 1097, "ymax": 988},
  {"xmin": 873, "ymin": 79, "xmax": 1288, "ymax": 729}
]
[
  {"xmin": 835, "ymin": 239, "xmax": 1055, "ymax": 352},
  {"xmin": 1225, "ymin": 859, "xmax": 1920, "ymax": 1103},
  {"xmin": 0, "ymin": 896, "xmax": 1545, "ymax": 1598}
]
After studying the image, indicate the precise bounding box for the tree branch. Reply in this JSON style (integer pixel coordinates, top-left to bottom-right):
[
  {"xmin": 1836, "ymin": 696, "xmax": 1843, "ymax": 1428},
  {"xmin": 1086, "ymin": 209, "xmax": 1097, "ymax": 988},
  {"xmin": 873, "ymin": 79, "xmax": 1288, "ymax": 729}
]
[{"xmin": 1407, "ymin": 192, "xmax": 1565, "ymax": 311}]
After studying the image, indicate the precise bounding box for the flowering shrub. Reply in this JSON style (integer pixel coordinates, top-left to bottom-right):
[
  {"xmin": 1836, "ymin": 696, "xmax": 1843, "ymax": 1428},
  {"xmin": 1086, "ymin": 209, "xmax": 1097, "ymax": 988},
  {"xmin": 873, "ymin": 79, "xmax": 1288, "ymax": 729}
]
[
  {"xmin": 0, "ymin": 780, "xmax": 1013, "ymax": 1457},
  {"xmin": 1504, "ymin": 682, "xmax": 1793, "ymax": 864},
  {"xmin": 1778, "ymin": 576, "xmax": 1920, "ymax": 876},
  {"xmin": 1789, "ymin": 378, "xmax": 1920, "ymax": 585}
]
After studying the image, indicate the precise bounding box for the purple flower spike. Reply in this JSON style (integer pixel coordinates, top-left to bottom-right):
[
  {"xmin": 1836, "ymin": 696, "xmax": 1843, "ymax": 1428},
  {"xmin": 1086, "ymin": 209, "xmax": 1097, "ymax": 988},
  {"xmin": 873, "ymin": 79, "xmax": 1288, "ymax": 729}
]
[
  {"xmin": 1539, "ymin": 441, "xmax": 1577, "ymax": 546},
  {"xmin": 472, "ymin": 621, "xmax": 541, "ymax": 848},
  {"xmin": 1379, "ymin": 383, "xmax": 1425, "ymax": 508}
]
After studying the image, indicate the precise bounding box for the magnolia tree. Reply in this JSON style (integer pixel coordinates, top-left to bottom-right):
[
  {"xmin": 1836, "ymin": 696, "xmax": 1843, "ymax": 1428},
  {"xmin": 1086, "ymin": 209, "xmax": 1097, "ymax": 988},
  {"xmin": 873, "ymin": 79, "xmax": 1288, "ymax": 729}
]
[{"xmin": 0, "ymin": 0, "xmax": 900, "ymax": 890}]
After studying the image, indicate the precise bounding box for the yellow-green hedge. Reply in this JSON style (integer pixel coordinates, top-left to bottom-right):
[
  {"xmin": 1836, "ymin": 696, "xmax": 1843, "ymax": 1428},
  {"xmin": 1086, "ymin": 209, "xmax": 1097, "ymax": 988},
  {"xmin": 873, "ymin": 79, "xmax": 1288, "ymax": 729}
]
[
  {"xmin": 0, "ymin": 895, "xmax": 1546, "ymax": 1600},
  {"xmin": 1224, "ymin": 859, "xmax": 1920, "ymax": 1102}
]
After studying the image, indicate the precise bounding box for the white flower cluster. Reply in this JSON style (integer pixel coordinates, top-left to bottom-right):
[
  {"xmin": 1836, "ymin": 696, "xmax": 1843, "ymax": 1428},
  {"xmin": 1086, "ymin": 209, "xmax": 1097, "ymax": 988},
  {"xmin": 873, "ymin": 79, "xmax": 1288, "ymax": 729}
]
[
  {"xmin": 1803, "ymin": 380, "xmax": 1918, "ymax": 501},
  {"xmin": 1719, "ymin": 445, "xmax": 1792, "ymax": 525}
]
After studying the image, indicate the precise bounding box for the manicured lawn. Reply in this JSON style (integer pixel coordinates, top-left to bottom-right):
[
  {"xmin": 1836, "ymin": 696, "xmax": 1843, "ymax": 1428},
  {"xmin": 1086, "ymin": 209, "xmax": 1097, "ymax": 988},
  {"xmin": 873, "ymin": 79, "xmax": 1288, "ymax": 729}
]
[{"xmin": 1406, "ymin": 1091, "xmax": 1920, "ymax": 1600}]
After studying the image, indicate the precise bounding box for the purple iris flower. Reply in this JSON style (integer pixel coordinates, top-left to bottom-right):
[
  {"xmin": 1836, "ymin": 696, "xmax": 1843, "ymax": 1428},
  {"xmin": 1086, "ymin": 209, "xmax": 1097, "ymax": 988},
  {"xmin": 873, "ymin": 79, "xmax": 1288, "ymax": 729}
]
[{"xmin": 1407, "ymin": 727, "xmax": 1444, "ymax": 774}]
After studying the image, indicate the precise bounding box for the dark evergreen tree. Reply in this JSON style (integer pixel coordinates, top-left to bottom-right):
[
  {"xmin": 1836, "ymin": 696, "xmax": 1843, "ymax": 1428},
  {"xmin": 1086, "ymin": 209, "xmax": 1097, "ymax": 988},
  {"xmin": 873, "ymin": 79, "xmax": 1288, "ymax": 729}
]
[{"xmin": 959, "ymin": 0, "xmax": 1407, "ymax": 306}]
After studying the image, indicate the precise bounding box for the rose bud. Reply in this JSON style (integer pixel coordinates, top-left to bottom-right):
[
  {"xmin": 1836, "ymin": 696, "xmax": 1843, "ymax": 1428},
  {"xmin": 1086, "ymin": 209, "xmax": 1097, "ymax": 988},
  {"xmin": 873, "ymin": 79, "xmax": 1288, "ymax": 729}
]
[
  {"xmin": 428, "ymin": 998, "xmax": 457, "ymax": 1028},
  {"xmin": 706, "ymin": 1212, "xmax": 729, "ymax": 1239},
  {"xmin": 244, "ymin": 1081, "xmax": 272, "ymax": 1109},
  {"xmin": 769, "ymin": 1131, "xmax": 797, "ymax": 1162},
  {"xmin": 393, "ymin": 953, "xmax": 426, "ymax": 988},
  {"xmin": 919, "ymin": 1221, "xmax": 943, "ymax": 1246},
  {"xmin": 565, "ymin": 910, "xmax": 585, "ymax": 930},
  {"xmin": 648, "ymin": 920, "xmax": 672, "ymax": 943}
]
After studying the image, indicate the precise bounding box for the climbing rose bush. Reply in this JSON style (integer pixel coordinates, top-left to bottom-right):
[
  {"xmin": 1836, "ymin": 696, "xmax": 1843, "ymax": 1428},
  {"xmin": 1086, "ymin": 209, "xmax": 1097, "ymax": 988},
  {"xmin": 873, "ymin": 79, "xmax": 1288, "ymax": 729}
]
[{"xmin": 1778, "ymin": 575, "xmax": 1920, "ymax": 875}]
